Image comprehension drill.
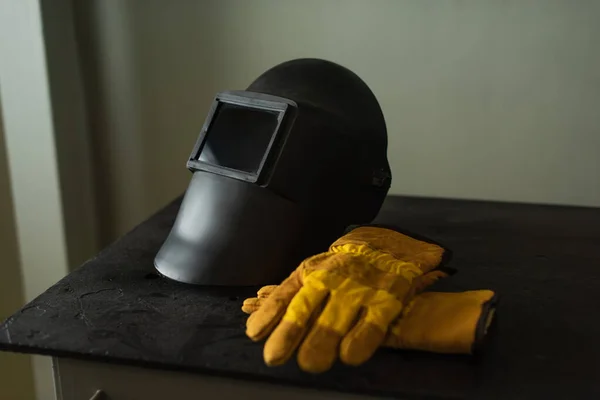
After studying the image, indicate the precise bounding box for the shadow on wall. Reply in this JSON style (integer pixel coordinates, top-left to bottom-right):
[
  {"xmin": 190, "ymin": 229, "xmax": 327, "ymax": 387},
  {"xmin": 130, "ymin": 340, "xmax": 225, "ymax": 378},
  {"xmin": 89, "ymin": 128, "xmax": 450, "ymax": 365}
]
[{"xmin": 73, "ymin": 1, "xmax": 288, "ymax": 245}]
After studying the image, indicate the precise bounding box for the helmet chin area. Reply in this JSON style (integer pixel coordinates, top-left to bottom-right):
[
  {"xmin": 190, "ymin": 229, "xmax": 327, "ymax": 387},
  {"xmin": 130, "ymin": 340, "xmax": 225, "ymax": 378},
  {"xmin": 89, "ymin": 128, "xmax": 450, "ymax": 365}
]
[{"xmin": 154, "ymin": 171, "xmax": 304, "ymax": 286}]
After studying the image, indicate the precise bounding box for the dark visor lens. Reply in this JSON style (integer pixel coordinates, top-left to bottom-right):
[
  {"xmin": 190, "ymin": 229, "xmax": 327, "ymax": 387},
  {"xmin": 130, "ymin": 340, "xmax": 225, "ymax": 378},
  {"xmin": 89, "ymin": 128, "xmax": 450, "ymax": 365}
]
[{"xmin": 199, "ymin": 103, "xmax": 279, "ymax": 174}]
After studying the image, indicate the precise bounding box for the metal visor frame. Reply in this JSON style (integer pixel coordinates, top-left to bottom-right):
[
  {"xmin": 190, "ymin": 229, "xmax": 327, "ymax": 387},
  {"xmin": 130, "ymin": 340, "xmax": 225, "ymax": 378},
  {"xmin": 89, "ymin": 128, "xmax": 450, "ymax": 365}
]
[{"xmin": 186, "ymin": 91, "xmax": 297, "ymax": 184}]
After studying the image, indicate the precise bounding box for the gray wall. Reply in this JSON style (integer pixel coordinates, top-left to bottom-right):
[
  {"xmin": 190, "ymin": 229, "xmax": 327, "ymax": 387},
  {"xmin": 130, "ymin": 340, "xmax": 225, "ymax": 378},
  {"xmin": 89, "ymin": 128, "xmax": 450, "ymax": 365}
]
[{"xmin": 75, "ymin": 0, "xmax": 600, "ymax": 241}]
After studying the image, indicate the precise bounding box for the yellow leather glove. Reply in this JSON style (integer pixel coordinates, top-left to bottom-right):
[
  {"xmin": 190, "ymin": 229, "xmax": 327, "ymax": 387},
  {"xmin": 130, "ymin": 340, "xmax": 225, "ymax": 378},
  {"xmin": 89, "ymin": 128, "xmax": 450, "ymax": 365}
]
[
  {"xmin": 244, "ymin": 287, "xmax": 497, "ymax": 355},
  {"xmin": 245, "ymin": 226, "xmax": 445, "ymax": 373}
]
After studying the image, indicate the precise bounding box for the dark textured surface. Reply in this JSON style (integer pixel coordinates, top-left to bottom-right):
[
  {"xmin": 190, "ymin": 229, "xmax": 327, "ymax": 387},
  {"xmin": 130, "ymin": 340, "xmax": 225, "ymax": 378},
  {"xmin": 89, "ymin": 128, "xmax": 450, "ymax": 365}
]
[{"xmin": 2, "ymin": 195, "xmax": 600, "ymax": 399}]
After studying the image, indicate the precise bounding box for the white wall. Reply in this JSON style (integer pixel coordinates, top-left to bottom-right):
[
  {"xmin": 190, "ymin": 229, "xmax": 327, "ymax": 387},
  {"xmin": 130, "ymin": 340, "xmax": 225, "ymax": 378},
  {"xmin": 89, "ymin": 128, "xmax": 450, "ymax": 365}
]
[
  {"xmin": 0, "ymin": 1, "xmax": 72, "ymax": 399},
  {"xmin": 0, "ymin": 98, "xmax": 35, "ymax": 400},
  {"xmin": 76, "ymin": 0, "xmax": 600, "ymax": 239}
]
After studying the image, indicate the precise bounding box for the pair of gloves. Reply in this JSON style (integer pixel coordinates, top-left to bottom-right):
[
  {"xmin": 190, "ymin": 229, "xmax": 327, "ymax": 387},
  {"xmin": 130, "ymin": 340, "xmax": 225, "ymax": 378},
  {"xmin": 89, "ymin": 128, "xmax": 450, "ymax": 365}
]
[{"xmin": 242, "ymin": 226, "xmax": 497, "ymax": 373}]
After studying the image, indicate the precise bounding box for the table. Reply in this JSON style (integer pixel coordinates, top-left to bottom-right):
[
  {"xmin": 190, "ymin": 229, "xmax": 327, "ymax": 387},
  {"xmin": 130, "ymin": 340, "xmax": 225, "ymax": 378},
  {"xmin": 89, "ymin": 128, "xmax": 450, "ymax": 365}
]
[{"xmin": 2, "ymin": 195, "xmax": 600, "ymax": 399}]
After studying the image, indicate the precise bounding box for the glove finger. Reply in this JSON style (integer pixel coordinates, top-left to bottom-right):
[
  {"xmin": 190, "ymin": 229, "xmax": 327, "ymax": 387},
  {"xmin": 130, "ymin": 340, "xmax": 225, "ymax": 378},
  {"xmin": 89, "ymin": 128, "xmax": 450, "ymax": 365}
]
[
  {"xmin": 340, "ymin": 293, "xmax": 403, "ymax": 366},
  {"xmin": 241, "ymin": 285, "xmax": 279, "ymax": 314},
  {"xmin": 246, "ymin": 272, "xmax": 302, "ymax": 342},
  {"xmin": 241, "ymin": 297, "xmax": 262, "ymax": 314},
  {"xmin": 257, "ymin": 285, "xmax": 278, "ymax": 298},
  {"xmin": 263, "ymin": 283, "xmax": 328, "ymax": 366},
  {"xmin": 297, "ymin": 324, "xmax": 343, "ymax": 373},
  {"xmin": 297, "ymin": 279, "xmax": 369, "ymax": 373}
]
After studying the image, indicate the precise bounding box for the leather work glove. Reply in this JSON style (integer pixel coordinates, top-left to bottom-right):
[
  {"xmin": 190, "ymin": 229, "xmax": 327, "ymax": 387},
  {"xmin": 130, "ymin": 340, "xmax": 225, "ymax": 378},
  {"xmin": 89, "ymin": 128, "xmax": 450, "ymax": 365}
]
[
  {"xmin": 244, "ymin": 286, "xmax": 497, "ymax": 355},
  {"xmin": 245, "ymin": 226, "xmax": 447, "ymax": 373}
]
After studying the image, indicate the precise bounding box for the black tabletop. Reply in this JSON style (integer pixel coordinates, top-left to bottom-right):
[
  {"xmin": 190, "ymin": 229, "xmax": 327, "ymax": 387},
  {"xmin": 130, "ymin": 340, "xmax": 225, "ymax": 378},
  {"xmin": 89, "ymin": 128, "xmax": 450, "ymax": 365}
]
[{"xmin": 2, "ymin": 196, "xmax": 600, "ymax": 399}]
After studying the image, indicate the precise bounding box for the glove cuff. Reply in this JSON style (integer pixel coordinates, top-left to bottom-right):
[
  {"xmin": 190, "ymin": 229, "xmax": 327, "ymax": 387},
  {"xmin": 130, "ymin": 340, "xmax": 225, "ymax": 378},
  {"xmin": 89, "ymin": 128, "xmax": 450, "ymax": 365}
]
[
  {"xmin": 344, "ymin": 224, "xmax": 453, "ymax": 267},
  {"xmin": 332, "ymin": 226, "xmax": 445, "ymax": 273},
  {"xmin": 472, "ymin": 293, "xmax": 499, "ymax": 354},
  {"xmin": 330, "ymin": 243, "xmax": 423, "ymax": 279}
]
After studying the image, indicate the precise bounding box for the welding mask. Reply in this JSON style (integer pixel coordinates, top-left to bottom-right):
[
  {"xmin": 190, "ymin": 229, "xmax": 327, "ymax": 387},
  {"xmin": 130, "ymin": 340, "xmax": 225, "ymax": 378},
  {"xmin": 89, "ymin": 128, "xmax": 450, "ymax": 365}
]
[{"xmin": 155, "ymin": 58, "xmax": 391, "ymax": 286}]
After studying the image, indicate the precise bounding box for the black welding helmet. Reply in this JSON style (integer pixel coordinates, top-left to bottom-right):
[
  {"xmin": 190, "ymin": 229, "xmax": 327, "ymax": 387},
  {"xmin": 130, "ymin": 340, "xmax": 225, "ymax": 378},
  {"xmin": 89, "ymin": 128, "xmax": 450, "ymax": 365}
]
[{"xmin": 155, "ymin": 58, "xmax": 391, "ymax": 286}]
